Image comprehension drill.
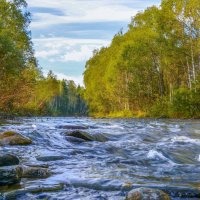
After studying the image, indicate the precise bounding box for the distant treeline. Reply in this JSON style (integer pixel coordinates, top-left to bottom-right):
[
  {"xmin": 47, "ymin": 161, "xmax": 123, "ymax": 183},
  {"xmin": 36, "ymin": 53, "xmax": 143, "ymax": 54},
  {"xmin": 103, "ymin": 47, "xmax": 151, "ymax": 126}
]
[
  {"xmin": 0, "ymin": 0, "xmax": 87, "ymax": 116},
  {"xmin": 84, "ymin": 0, "xmax": 200, "ymax": 118}
]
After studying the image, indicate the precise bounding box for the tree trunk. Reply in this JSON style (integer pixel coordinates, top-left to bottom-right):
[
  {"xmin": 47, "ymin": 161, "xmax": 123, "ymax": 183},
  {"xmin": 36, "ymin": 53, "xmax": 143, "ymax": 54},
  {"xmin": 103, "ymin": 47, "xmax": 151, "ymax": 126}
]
[{"xmin": 186, "ymin": 57, "xmax": 192, "ymax": 90}]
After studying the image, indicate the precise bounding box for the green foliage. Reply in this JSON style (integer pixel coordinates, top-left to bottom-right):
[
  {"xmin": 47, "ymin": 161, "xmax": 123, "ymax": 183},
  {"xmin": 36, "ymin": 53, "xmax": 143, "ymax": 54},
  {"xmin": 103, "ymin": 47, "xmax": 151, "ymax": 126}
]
[
  {"xmin": 84, "ymin": 0, "xmax": 200, "ymax": 118},
  {"xmin": 171, "ymin": 87, "xmax": 200, "ymax": 118},
  {"xmin": 0, "ymin": 0, "xmax": 87, "ymax": 117},
  {"xmin": 47, "ymin": 80, "xmax": 87, "ymax": 116},
  {"xmin": 149, "ymin": 98, "xmax": 170, "ymax": 118}
]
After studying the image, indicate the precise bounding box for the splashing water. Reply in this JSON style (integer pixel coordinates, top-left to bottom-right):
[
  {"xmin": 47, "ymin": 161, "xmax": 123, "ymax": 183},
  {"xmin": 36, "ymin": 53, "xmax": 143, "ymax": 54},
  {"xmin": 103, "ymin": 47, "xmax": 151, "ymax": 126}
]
[{"xmin": 0, "ymin": 117, "xmax": 200, "ymax": 200}]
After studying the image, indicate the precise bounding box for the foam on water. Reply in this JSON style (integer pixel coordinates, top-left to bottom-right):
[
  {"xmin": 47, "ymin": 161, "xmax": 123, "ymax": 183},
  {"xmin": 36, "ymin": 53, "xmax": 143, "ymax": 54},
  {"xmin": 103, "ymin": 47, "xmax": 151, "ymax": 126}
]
[
  {"xmin": 31, "ymin": 124, "xmax": 37, "ymax": 129},
  {"xmin": 171, "ymin": 136, "xmax": 200, "ymax": 144},
  {"xmin": 147, "ymin": 149, "xmax": 176, "ymax": 166},
  {"xmin": 169, "ymin": 127, "xmax": 181, "ymax": 133},
  {"xmin": 147, "ymin": 150, "xmax": 164, "ymax": 159},
  {"xmin": 1, "ymin": 117, "xmax": 200, "ymax": 200},
  {"xmin": 98, "ymin": 124, "xmax": 124, "ymax": 129}
]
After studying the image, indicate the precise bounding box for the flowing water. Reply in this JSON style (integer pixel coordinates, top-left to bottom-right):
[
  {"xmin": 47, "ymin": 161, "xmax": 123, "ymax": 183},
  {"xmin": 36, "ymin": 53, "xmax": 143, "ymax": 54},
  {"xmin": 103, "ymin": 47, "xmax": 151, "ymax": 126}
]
[{"xmin": 0, "ymin": 117, "xmax": 200, "ymax": 200}]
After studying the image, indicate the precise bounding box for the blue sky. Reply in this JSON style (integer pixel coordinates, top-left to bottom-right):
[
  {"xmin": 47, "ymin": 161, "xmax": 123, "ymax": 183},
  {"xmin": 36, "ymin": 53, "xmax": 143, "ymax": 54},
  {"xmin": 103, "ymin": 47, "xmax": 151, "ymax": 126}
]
[{"xmin": 27, "ymin": 0, "xmax": 161, "ymax": 85}]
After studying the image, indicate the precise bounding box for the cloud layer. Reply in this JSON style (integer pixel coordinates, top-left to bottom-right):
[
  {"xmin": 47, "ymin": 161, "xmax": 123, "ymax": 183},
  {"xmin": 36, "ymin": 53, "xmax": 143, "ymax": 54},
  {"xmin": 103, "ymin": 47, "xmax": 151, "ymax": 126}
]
[
  {"xmin": 27, "ymin": 0, "xmax": 161, "ymax": 85},
  {"xmin": 28, "ymin": 0, "xmax": 139, "ymax": 28},
  {"xmin": 34, "ymin": 37, "xmax": 110, "ymax": 62}
]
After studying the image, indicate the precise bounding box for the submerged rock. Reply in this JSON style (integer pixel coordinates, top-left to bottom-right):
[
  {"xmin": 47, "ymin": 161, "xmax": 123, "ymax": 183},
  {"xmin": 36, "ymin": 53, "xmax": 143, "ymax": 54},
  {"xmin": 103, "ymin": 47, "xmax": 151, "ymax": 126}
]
[
  {"xmin": 22, "ymin": 166, "xmax": 50, "ymax": 178},
  {"xmin": 36, "ymin": 155, "xmax": 65, "ymax": 162},
  {"xmin": 0, "ymin": 166, "xmax": 22, "ymax": 186},
  {"xmin": 66, "ymin": 131, "xmax": 93, "ymax": 141},
  {"xmin": 0, "ymin": 120, "xmax": 22, "ymax": 126},
  {"xmin": 4, "ymin": 184, "xmax": 64, "ymax": 199},
  {"xmin": 0, "ymin": 154, "xmax": 20, "ymax": 166},
  {"xmin": 0, "ymin": 131, "xmax": 32, "ymax": 146},
  {"xmin": 66, "ymin": 131, "xmax": 108, "ymax": 142},
  {"xmin": 57, "ymin": 125, "xmax": 88, "ymax": 129},
  {"xmin": 24, "ymin": 163, "xmax": 49, "ymax": 168},
  {"xmin": 126, "ymin": 187, "xmax": 171, "ymax": 200}
]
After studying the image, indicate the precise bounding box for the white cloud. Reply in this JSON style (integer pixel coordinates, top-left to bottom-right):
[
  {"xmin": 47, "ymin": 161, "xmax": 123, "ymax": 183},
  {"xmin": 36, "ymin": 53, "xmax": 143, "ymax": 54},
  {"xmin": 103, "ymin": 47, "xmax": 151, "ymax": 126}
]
[
  {"xmin": 35, "ymin": 49, "xmax": 60, "ymax": 59},
  {"xmin": 31, "ymin": 7, "xmax": 137, "ymax": 28},
  {"xmin": 27, "ymin": 0, "xmax": 161, "ymax": 82},
  {"xmin": 33, "ymin": 37, "xmax": 110, "ymax": 47},
  {"xmin": 43, "ymin": 69, "xmax": 83, "ymax": 86},
  {"xmin": 56, "ymin": 73, "xmax": 83, "ymax": 86},
  {"xmin": 61, "ymin": 45, "xmax": 101, "ymax": 62},
  {"xmin": 33, "ymin": 37, "xmax": 110, "ymax": 62},
  {"xmin": 27, "ymin": 0, "xmax": 140, "ymax": 28}
]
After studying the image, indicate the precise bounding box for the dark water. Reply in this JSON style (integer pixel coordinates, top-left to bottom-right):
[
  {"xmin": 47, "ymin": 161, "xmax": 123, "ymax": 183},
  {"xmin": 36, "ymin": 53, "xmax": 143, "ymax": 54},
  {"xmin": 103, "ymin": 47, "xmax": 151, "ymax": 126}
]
[{"xmin": 0, "ymin": 117, "xmax": 200, "ymax": 200}]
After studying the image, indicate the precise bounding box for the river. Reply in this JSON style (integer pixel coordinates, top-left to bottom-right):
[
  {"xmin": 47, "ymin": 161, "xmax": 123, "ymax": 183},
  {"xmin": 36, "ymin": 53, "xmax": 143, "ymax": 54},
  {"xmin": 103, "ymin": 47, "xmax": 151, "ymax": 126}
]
[{"xmin": 0, "ymin": 117, "xmax": 200, "ymax": 199}]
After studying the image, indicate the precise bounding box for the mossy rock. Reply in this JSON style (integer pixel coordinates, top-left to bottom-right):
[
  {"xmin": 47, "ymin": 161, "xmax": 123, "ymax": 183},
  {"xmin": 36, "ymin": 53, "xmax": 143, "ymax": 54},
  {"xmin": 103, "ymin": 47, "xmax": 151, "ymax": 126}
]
[
  {"xmin": 0, "ymin": 166, "xmax": 22, "ymax": 186},
  {"xmin": 0, "ymin": 131, "xmax": 32, "ymax": 146},
  {"xmin": 66, "ymin": 131, "xmax": 93, "ymax": 141},
  {"xmin": 0, "ymin": 131, "xmax": 16, "ymax": 138},
  {"xmin": 0, "ymin": 154, "xmax": 20, "ymax": 166},
  {"xmin": 22, "ymin": 166, "xmax": 50, "ymax": 178},
  {"xmin": 4, "ymin": 184, "xmax": 64, "ymax": 199},
  {"xmin": 66, "ymin": 131, "xmax": 108, "ymax": 142},
  {"xmin": 126, "ymin": 187, "xmax": 171, "ymax": 200}
]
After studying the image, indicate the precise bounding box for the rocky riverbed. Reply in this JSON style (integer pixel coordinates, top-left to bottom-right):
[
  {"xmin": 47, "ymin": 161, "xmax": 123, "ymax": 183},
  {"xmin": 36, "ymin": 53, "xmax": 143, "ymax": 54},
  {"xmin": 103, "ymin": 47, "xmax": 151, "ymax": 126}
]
[{"xmin": 0, "ymin": 117, "xmax": 200, "ymax": 199}]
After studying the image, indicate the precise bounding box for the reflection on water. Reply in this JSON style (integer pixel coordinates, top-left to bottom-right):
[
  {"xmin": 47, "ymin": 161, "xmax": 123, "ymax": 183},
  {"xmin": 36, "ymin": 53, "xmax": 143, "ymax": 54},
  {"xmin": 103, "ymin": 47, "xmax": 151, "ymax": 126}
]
[{"xmin": 0, "ymin": 117, "xmax": 200, "ymax": 199}]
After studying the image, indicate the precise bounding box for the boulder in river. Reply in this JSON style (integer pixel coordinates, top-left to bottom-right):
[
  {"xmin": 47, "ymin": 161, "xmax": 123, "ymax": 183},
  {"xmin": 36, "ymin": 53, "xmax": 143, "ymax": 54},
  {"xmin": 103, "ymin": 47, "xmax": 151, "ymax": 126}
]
[
  {"xmin": 4, "ymin": 184, "xmax": 64, "ymax": 199},
  {"xmin": 0, "ymin": 154, "xmax": 20, "ymax": 166},
  {"xmin": 57, "ymin": 125, "xmax": 89, "ymax": 129},
  {"xmin": 22, "ymin": 166, "xmax": 50, "ymax": 178},
  {"xmin": 126, "ymin": 187, "xmax": 171, "ymax": 200},
  {"xmin": 0, "ymin": 131, "xmax": 32, "ymax": 146},
  {"xmin": 36, "ymin": 155, "xmax": 65, "ymax": 162},
  {"xmin": 0, "ymin": 166, "xmax": 22, "ymax": 186},
  {"xmin": 66, "ymin": 130, "xmax": 108, "ymax": 142}
]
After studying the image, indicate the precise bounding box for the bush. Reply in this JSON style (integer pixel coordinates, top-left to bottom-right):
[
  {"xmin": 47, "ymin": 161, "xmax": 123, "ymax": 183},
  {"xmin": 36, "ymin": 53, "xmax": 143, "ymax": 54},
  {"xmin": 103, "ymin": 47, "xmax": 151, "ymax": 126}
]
[
  {"xmin": 171, "ymin": 87, "xmax": 200, "ymax": 118},
  {"xmin": 149, "ymin": 98, "xmax": 170, "ymax": 118}
]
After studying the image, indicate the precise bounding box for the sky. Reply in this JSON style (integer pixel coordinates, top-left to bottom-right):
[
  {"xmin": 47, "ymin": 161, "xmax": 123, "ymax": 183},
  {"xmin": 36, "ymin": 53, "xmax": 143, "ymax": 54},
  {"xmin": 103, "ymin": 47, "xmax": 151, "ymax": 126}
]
[{"xmin": 27, "ymin": 0, "xmax": 161, "ymax": 85}]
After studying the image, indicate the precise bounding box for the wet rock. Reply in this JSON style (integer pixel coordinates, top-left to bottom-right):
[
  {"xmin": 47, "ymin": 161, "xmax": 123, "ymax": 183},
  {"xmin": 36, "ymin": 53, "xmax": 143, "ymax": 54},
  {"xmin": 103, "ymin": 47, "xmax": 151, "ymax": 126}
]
[
  {"xmin": 0, "ymin": 166, "xmax": 22, "ymax": 186},
  {"xmin": 26, "ymin": 184, "xmax": 64, "ymax": 193},
  {"xmin": 66, "ymin": 131, "xmax": 93, "ymax": 141},
  {"xmin": 57, "ymin": 125, "xmax": 89, "ymax": 129},
  {"xmin": 0, "ymin": 131, "xmax": 32, "ymax": 146},
  {"xmin": 66, "ymin": 131, "xmax": 108, "ymax": 142},
  {"xmin": 122, "ymin": 182, "xmax": 133, "ymax": 190},
  {"xmin": 22, "ymin": 166, "xmax": 50, "ymax": 178},
  {"xmin": 66, "ymin": 136, "xmax": 87, "ymax": 143},
  {"xmin": 91, "ymin": 133, "xmax": 109, "ymax": 142},
  {"xmin": 66, "ymin": 177, "xmax": 122, "ymax": 191},
  {"xmin": 24, "ymin": 163, "xmax": 49, "ymax": 168},
  {"xmin": 125, "ymin": 185, "xmax": 200, "ymax": 199},
  {"xmin": 126, "ymin": 187, "xmax": 171, "ymax": 200},
  {"xmin": 36, "ymin": 155, "xmax": 65, "ymax": 162},
  {"xmin": 157, "ymin": 186, "xmax": 200, "ymax": 198},
  {"xmin": 0, "ymin": 120, "xmax": 22, "ymax": 126},
  {"xmin": 0, "ymin": 154, "xmax": 20, "ymax": 166},
  {"xmin": 0, "ymin": 120, "xmax": 8, "ymax": 126},
  {"xmin": 4, "ymin": 184, "xmax": 64, "ymax": 199}
]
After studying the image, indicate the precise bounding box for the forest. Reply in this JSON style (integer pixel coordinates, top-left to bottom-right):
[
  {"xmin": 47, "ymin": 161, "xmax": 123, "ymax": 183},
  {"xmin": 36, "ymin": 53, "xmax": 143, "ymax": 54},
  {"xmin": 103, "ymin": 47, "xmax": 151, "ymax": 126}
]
[
  {"xmin": 84, "ymin": 0, "xmax": 200, "ymax": 118},
  {"xmin": 0, "ymin": 1, "xmax": 200, "ymax": 199},
  {"xmin": 0, "ymin": 0, "xmax": 87, "ymax": 117},
  {"xmin": 1, "ymin": 0, "xmax": 200, "ymax": 119}
]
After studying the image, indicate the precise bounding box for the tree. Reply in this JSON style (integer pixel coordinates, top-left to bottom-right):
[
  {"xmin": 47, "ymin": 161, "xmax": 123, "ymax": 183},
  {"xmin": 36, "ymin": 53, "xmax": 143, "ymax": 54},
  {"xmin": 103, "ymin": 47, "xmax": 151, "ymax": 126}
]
[{"xmin": 84, "ymin": 0, "xmax": 200, "ymax": 118}]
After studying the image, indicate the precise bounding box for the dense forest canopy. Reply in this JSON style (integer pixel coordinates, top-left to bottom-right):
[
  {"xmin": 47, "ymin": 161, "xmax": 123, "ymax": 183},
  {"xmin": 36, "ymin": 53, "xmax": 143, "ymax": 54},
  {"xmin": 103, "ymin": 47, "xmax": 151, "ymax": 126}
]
[
  {"xmin": 1, "ymin": 0, "xmax": 200, "ymax": 118},
  {"xmin": 84, "ymin": 0, "xmax": 200, "ymax": 118},
  {"xmin": 0, "ymin": 0, "xmax": 87, "ymax": 116}
]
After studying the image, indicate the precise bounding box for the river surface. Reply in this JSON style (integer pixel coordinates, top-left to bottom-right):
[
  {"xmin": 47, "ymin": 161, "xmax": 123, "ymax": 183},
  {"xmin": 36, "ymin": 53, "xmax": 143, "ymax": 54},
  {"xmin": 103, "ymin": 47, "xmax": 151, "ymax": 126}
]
[{"xmin": 0, "ymin": 117, "xmax": 200, "ymax": 200}]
